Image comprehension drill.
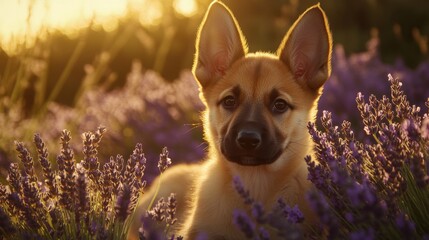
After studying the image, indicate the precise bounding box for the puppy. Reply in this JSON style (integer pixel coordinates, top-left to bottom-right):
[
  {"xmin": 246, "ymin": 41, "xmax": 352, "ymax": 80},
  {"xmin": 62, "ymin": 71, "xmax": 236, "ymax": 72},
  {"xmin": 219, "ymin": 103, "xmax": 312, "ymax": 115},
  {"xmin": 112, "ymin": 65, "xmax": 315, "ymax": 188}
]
[{"xmin": 131, "ymin": 1, "xmax": 332, "ymax": 239}]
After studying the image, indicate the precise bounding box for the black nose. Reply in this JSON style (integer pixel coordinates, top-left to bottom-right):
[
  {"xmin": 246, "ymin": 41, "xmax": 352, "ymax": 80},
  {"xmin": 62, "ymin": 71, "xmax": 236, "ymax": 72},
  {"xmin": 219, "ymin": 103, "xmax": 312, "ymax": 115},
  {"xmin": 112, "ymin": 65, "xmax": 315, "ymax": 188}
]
[{"xmin": 236, "ymin": 129, "xmax": 262, "ymax": 150}]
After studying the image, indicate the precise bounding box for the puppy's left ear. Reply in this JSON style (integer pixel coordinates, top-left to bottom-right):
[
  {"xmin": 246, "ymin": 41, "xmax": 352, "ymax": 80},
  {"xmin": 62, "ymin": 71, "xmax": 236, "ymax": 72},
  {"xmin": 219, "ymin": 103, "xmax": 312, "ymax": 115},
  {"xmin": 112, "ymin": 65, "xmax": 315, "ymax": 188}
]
[
  {"xmin": 193, "ymin": 1, "xmax": 247, "ymax": 89},
  {"xmin": 277, "ymin": 4, "xmax": 332, "ymax": 91}
]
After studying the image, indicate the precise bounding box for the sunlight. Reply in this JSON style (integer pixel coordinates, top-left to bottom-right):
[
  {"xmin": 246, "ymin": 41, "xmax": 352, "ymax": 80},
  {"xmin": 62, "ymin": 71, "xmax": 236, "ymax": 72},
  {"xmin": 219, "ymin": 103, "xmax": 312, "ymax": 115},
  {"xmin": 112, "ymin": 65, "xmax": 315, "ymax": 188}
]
[
  {"xmin": 0, "ymin": 0, "xmax": 201, "ymax": 55},
  {"xmin": 0, "ymin": 0, "xmax": 128, "ymax": 54},
  {"xmin": 174, "ymin": 0, "xmax": 198, "ymax": 17},
  {"xmin": 47, "ymin": 0, "xmax": 127, "ymax": 32},
  {"xmin": 135, "ymin": 0, "xmax": 163, "ymax": 26}
]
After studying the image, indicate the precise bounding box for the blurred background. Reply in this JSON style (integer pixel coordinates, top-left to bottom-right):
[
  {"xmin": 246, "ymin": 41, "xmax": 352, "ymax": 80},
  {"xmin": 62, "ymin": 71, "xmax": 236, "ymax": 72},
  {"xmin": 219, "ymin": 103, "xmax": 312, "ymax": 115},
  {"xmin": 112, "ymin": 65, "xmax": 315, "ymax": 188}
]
[{"xmin": 0, "ymin": 0, "xmax": 428, "ymax": 181}]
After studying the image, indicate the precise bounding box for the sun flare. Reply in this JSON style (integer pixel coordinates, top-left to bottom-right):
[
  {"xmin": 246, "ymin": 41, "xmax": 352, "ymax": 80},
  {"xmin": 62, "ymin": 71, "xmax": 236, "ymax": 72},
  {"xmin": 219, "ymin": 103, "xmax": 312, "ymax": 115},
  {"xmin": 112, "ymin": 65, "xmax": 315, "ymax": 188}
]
[
  {"xmin": 0, "ymin": 0, "xmax": 201, "ymax": 55},
  {"xmin": 174, "ymin": 0, "xmax": 198, "ymax": 17}
]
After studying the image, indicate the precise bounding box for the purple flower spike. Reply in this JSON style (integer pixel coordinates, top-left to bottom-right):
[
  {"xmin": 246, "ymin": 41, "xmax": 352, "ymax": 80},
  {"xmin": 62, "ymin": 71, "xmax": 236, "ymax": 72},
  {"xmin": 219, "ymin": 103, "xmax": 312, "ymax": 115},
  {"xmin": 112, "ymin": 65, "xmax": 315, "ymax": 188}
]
[
  {"xmin": 166, "ymin": 193, "xmax": 178, "ymax": 225},
  {"xmin": 349, "ymin": 229, "xmax": 375, "ymax": 240},
  {"xmin": 233, "ymin": 209, "xmax": 255, "ymax": 239},
  {"xmin": 115, "ymin": 184, "xmax": 132, "ymax": 221},
  {"xmin": 395, "ymin": 214, "xmax": 417, "ymax": 238},
  {"xmin": 158, "ymin": 147, "xmax": 172, "ymax": 173},
  {"xmin": 258, "ymin": 226, "xmax": 270, "ymax": 240},
  {"xmin": 251, "ymin": 202, "xmax": 266, "ymax": 224},
  {"xmin": 278, "ymin": 199, "xmax": 304, "ymax": 224},
  {"xmin": 284, "ymin": 205, "xmax": 304, "ymax": 224},
  {"xmin": 232, "ymin": 176, "xmax": 253, "ymax": 205},
  {"xmin": 307, "ymin": 71, "xmax": 429, "ymax": 238},
  {"xmin": 421, "ymin": 118, "xmax": 429, "ymax": 139}
]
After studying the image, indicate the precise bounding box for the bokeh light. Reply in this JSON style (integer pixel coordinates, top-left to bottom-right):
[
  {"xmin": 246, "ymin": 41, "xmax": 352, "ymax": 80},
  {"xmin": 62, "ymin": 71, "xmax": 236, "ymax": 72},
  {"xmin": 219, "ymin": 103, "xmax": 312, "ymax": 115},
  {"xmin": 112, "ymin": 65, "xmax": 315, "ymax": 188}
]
[
  {"xmin": 0, "ymin": 0, "xmax": 200, "ymax": 55},
  {"xmin": 174, "ymin": 0, "xmax": 198, "ymax": 17}
]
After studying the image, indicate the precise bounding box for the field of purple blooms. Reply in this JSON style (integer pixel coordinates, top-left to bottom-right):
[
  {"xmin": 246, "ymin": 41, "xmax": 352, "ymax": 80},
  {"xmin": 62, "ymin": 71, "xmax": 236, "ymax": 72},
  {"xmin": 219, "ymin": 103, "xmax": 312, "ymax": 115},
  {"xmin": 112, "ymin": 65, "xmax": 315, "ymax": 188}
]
[
  {"xmin": 305, "ymin": 75, "xmax": 429, "ymax": 239},
  {"xmin": 0, "ymin": 60, "xmax": 206, "ymax": 182},
  {"xmin": 318, "ymin": 36, "xmax": 429, "ymax": 130},
  {"xmin": 1, "ymin": 36, "xmax": 429, "ymax": 238}
]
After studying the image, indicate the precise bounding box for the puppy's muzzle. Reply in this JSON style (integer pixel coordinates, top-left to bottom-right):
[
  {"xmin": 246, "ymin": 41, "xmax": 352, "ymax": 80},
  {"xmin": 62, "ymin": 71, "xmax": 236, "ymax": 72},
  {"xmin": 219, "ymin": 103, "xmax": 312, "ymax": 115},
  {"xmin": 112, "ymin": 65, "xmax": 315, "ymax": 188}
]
[{"xmin": 222, "ymin": 121, "xmax": 281, "ymax": 166}]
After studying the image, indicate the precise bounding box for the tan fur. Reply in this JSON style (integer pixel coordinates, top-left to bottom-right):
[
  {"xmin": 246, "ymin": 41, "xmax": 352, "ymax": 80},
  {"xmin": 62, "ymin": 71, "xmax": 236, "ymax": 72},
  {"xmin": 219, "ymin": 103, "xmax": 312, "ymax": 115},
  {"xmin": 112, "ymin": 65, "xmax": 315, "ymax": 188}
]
[{"xmin": 130, "ymin": 2, "xmax": 332, "ymax": 239}]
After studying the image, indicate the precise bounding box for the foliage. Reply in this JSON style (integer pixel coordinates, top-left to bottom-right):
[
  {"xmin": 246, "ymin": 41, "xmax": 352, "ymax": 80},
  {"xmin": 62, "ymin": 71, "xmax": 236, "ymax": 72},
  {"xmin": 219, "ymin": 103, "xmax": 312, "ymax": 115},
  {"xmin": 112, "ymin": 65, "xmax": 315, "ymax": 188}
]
[
  {"xmin": 39, "ymin": 63, "xmax": 206, "ymax": 181},
  {"xmin": 0, "ymin": 128, "xmax": 151, "ymax": 239},
  {"xmin": 306, "ymin": 74, "xmax": 429, "ymax": 239},
  {"xmin": 141, "ymin": 192, "xmax": 183, "ymax": 240},
  {"xmin": 223, "ymin": 0, "xmax": 429, "ymax": 67},
  {"xmin": 318, "ymin": 36, "xmax": 429, "ymax": 135},
  {"xmin": 232, "ymin": 176, "xmax": 304, "ymax": 240},
  {"xmin": 0, "ymin": 62, "xmax": 205, "ymax": 182}
]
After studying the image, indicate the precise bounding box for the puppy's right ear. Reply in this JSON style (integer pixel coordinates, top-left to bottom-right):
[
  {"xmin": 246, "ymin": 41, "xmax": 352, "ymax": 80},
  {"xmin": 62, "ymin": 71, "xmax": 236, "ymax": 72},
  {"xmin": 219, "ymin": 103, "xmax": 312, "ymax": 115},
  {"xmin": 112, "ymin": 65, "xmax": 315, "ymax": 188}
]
[
  {"xmin": 277, "ymin": 4, "xmax": 332, "ymax": 91},
  {"xmin": 193, "ymin": 1, "xmax": 247, "ymax": 88}
]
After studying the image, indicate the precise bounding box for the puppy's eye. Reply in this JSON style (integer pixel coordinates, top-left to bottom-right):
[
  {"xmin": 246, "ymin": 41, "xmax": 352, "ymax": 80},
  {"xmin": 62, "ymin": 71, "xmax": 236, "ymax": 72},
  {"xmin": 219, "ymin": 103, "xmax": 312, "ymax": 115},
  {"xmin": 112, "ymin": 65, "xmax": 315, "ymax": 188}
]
[
  {"xmin": 272, "ymin": 99, "xmax": 289, "ymax": 114},
  {"xmin": 222, "ymin": 96, "xmax": 237, "ymax": 110}
]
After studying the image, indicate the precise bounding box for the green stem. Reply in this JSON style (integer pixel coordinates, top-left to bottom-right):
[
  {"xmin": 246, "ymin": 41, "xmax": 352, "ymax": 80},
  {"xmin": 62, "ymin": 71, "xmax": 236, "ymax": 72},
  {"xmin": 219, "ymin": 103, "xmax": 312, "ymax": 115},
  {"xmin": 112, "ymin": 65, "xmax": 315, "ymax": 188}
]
[
  {"xmin": 372, "ymin": 133, "xmax": 382, "ymax": 145},
  {"xmin": 32, "ymin": 42, "xmax": 50, "ymax": 115},
  {"xmin": 153, "ymin": 27, "xmax": 176, "ymax": 74},
  {"xmin": 73, "ymin": 22, "xmax": 137, "ymax": 105},
  {"xmin": 40, "ymin": 37, "xmax": 86, "ymax": 116},
  {"xmin": 147, "ymin": 172, "xmax": 163, "ymax": 211}
]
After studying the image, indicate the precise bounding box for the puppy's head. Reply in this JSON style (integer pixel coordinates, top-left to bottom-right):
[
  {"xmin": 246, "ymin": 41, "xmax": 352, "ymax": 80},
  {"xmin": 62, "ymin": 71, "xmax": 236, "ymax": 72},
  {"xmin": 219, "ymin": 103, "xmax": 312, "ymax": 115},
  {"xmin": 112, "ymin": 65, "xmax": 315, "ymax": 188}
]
[{"xmin": 193, "ymin": 2, "xmax": 332, "ymax": 169}]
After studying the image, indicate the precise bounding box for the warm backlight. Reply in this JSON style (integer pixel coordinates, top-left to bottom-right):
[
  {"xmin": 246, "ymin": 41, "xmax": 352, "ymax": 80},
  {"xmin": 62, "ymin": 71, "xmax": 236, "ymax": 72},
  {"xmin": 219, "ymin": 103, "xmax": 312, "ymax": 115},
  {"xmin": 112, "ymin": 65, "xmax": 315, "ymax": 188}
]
[{"xmin": 0, "ymin": 0, "xmax": 199, "ymax": 55}]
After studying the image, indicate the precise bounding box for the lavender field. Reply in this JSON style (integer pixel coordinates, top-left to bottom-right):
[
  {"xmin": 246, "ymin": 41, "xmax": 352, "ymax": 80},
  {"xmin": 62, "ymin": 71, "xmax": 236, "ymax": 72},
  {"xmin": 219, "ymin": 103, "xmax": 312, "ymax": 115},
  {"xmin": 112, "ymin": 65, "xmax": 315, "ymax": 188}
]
[{"xmin": 1, "ymin": 0, "xmax": 429, "ymax": 239}]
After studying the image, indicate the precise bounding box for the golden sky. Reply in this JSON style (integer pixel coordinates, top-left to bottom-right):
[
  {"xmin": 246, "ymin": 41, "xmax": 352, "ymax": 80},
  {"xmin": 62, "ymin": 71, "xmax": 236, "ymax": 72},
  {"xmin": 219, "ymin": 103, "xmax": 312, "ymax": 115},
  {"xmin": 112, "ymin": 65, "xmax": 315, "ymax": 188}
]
[{"xmin": 0, "ymin": 0, "xmax": 198, "ymax": 54}]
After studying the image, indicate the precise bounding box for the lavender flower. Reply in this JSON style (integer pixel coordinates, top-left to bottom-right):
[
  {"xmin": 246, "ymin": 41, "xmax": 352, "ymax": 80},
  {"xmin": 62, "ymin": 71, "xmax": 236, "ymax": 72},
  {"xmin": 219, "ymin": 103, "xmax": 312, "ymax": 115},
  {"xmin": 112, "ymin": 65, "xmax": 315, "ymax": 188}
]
[
  {"xmin": 34, "ymin": 133, "xmax": 58, "ymax": 199},
  {"xmin": 251, "ymin": 202, "xmax": 266, "ymax": 224},
  {"xmin": 278, "ymin": 202, "xmax": 304, "ymax": 224},
  {"xmin": 349, "ymin": 229, "xmax": 375, "ymax": 240},
  {"xmin": 233, "ymin": 210, "xmax": 255, "ymax": 238},
  {"xmin": 131, "ymin": 143, "xmax": 147, "ymax": 191},
  {"xmin": 75, "ymin": 163, "xmax": 90, "ymax": 227},
  {"xmin": 115, "ymin": 183, "xmax": 132, "ymax": 221},
  {"xmin": 395, "ymin": 214, "xmax": 417, "ymax": 238},
  {"xmin": 258, "ymin": 226, "xmax": 270, "ymax": 240},
  {"xmin": 139, "ymin": 216, "xmax": 164, "ymax": 240},
  {"xmin": 306, "ymin": 191, "xmax": 339, "ymax": 237},
  {"xmin": 7, "ymin": 69, "xmax": 206, "ymax": 185},
  {"xmin": 57, "ymin": 130, "xmax": 76, "ymax": 211},
  {"xmin": 233, "ymin": 176, "xmax": 306, "ymax": 239},
  {"xmin": 166, "ymin": 193, "xmax": 178, "ymax": 226},
  {"xmin": 307, "ymin": 74, "xmax": 429, "ymax": 238},
  {"xmin": 0, "ymin": 128, "xmax": 150, "ymax": 239},
  {"xmin": 21, "ymin": 175, "xmax": 44, "ymax": 215},
  {"xmin": 0, "ymin": 185, "xmax": 6, "ymax": 202},
  {"xmin": 49, "ymin": 208, "xmax": 64, "ymax": 238},
  {"xmin": 402, "ymin": 119, "xmax": 429, "ymax": 187},
  {"xmin": 142, "ymin": 192, "xmax": 179, "ymax": 239},
  {"xmin": 110, "ymin": 154, "xmax": 124, "ymax": 194},
  {"xmin": 7, "ymin": 163, "xmax": 21, "ymax": 194},
  {"xmin": 7, "ymin": 192, "xmax": 39, "ymax": 229},
  {"xmin": 123, "ymin": 143, "xmax": 146, "ymax": 189},
  {"xmin": 421, "ymin": 118, "xmax": 429, "ymax": 139},
  {"xmin": 100, "ymin": 162, "xmax": 113, "ymax": 212},
  {"xmin": 15, "ymin": 141, "xmax": 37, "ymax": 183},
  {"xmin": 81, "ymin": 129, "xmax": 103, "ymax": 184},
  {"xmin": 147, "ymin": 197, "xmax": 166, "ymax": 222},
  {"xmin": 0, "ymin": 206, "xmax": 15, "ymax": 234},
  {"xmin": 319, "ymin": 36, "xmax": 429, "ymax": 133},
  {"xmin": 305, "ymin": 155, "xmax": 328, "ymax": 191},
  {"xmin": 158, "ymin": 147, "xmax": 172, "ymax": 173},
  {"xmin": 232, "ymin": 176, "xmax": 253, "ymax": 205}
]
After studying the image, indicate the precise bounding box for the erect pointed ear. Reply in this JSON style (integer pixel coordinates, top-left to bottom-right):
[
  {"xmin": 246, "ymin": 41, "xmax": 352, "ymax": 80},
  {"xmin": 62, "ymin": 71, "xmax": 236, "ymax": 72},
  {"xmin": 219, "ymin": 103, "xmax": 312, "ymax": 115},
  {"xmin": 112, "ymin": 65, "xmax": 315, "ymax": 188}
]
[
  {"xmin": 192, "ymin": 1, "xmax": 247, "ymax": 88},
  {"xmin": 277, "ymin": 4, "xmax": 332, "ymax": 91}
]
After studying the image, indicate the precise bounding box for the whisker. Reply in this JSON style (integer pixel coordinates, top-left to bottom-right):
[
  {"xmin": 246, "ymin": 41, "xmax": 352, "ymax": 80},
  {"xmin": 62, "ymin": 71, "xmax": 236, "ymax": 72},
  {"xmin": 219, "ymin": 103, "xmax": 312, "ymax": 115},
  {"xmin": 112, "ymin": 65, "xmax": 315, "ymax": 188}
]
[{"xmin": 183, "ymin": 122, "xmax": 203, "ymax": 134}]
